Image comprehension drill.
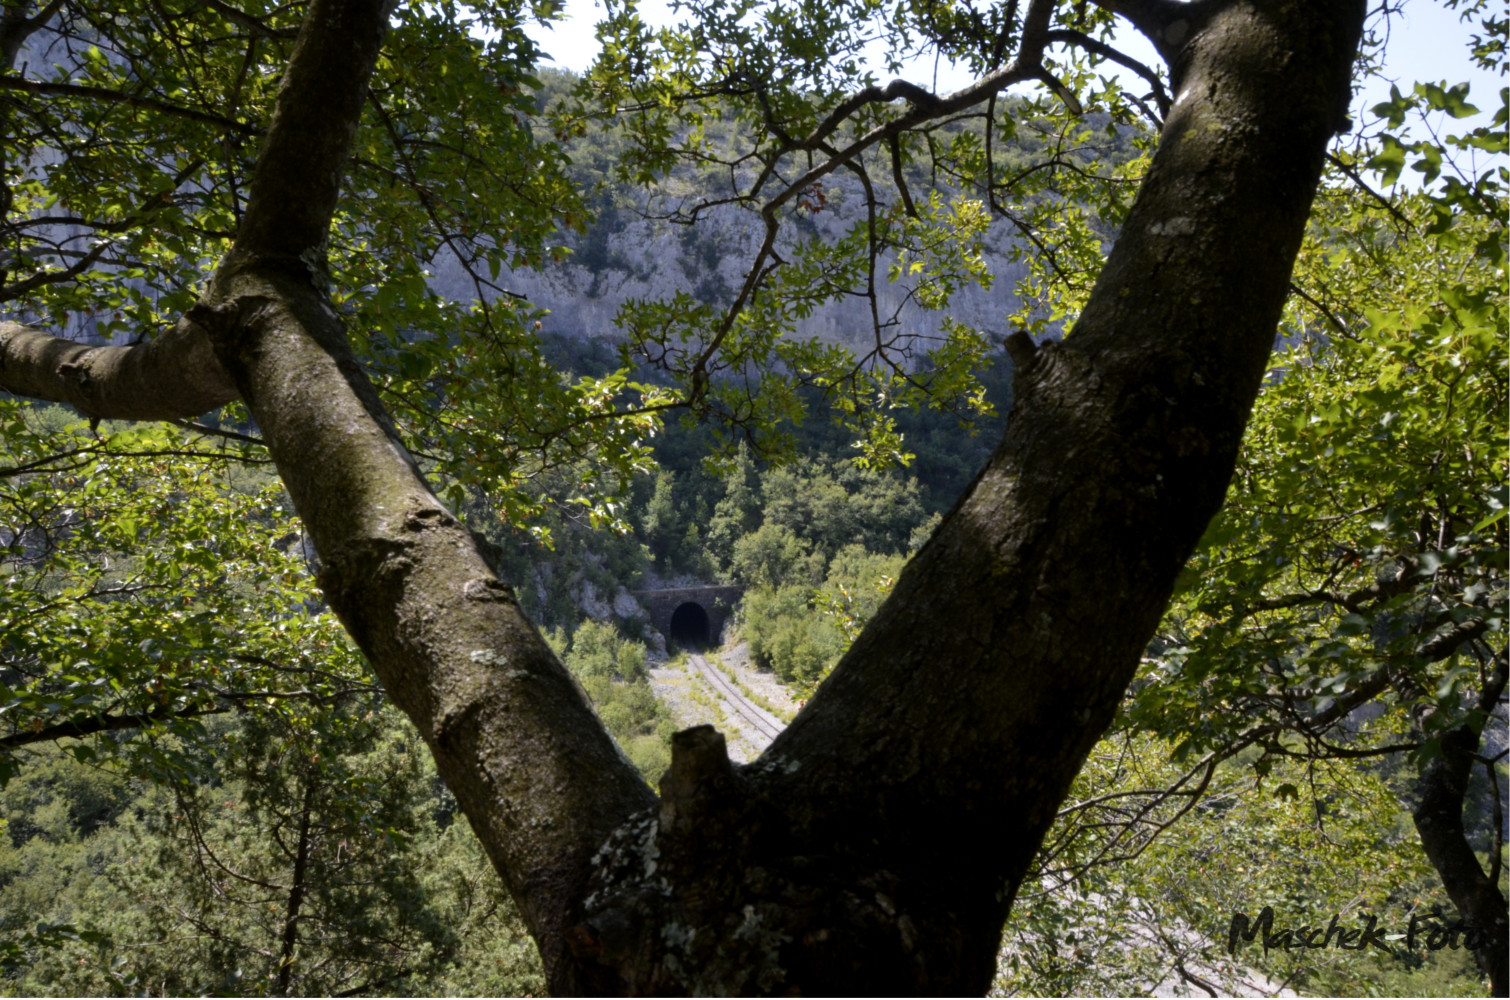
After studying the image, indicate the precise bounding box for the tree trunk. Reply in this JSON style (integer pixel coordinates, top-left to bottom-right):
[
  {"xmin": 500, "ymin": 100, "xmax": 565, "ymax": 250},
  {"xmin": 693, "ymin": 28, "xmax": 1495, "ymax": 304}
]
[
  {"xmin": 0, "ymin": 0, "xmax": 1366, "ymax": 994},
  {"xmin": 567, "ymin": 1, "xmax": 1365, "ymax": 992},
  {"xmin": 1411, "ymin": 663, "xmax": 1509, "ymax": 997},
  {"xmin": 277, "ymin": 779, "xmax": 318, "ymax": 996}
]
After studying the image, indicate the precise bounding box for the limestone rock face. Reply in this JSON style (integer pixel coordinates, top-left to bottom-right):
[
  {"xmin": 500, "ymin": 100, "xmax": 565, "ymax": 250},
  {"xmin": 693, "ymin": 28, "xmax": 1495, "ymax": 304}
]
[{"xmin": 429, "ymin": 192, "xmax": 1029, "ymax": 352}]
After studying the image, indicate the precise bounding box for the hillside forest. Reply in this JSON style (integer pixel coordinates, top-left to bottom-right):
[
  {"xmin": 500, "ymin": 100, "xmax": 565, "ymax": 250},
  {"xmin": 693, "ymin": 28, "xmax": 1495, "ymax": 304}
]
[{"xmin": 0, "ymin": 0, "xmax": 1504, "ymax": 996}]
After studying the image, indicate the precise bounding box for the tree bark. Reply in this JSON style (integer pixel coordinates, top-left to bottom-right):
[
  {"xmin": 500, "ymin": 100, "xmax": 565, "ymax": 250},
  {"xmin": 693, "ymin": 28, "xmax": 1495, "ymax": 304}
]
[
  {"xmin": 0, "ymin": 0, "xmax": 1367, "ymax": 995},
  {"xmin": 1411, "ymin": 662, "xmax": 1509, "ymax": 997},
  {"xmin": 0, "ymin": 318, "xmax": 237, "ymax": 420},
  {"xmin": 277, "ymin": 779, "xmax": 317, "ymax": 996},
  {"xmin": 569, "ymin": 1, "xmax": 1365, "ymax": 993},
  {"xmin": 184, "ymin": 2, "xmax": 657, "ymax": 990}
]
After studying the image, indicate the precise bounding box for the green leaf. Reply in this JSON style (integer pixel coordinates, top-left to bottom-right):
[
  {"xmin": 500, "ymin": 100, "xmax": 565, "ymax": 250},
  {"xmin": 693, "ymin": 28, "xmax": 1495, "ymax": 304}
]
[
  {"xmin": 1418, "ymin": 81, "xmax": 1479, "ymax": 120},
  {"xmin": 1366, "ymin": 134, "xmax": 1407, "ymax": 187},
  {"xmin": 1370, "ymin": 84, "xmax": 1410, "ymax": 127}
]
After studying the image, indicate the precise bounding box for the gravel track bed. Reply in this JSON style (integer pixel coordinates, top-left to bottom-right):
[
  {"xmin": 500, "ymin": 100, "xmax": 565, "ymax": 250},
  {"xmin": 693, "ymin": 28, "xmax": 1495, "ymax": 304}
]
[{"xmin": 647, "ymin": 640, "xmax": 795, "ymax": 763}]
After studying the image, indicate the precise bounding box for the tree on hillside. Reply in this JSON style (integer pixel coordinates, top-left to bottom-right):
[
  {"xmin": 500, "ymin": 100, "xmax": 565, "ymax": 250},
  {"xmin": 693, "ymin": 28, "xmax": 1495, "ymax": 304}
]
[
  {"xmin": 706, "ymin": 441, "xmax": 762, "ymax": 567},
  {"xmin": 0, "ymin": 0, "xmax": 1463, "ymax": 994},
  {"xmin": 1126, "ymin": 188, "xmax": 1507, "ymax": 991}
]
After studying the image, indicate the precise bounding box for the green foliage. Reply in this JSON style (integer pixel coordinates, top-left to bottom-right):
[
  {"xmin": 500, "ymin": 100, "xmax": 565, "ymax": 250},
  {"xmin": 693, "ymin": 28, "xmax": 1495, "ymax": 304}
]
[
  {"xmin": 1000, "ymin": 736, "xmax": 1470, "ymax": 997},
  {"xmin": 546, "ymin": 0, "xmax": 1156, "ymax": 466},
  {"xmin": 705, "ymin": 442, "xmax": 763, "ymax": 566},
  {"xmin": 1361, "ymin": 80, "xmax": 1505, "ymax": 249},
  {"xmin": 0, "ymin": 711, "xmax": 545, "ymax": 997},
  {"xmin": 555, "ymin": 620, "xmax": 674, "ymax": 783},
  {"xmin": 0, "ymin": 1, "xmax": 1503, "ymax": 995},
  {"xmin": 634, "ymin": 468, "xmax": 716, "ymax": 579},
  {"xmin": 1129, "ymin": 193, "xmax": 1506, "ymax": 767},
  {"xmin": 1067, "ymin": 69, "xmax": 1509, "ymax": 997},
  {"xmin": 463, "ymin": 449, "xmax": 652, "ymax": 632},
  {"xmin": 0, "ymin": 401, "xmax": 368, "ymax": 785},
  {"xmin": 0, "ymin": 396, "xmax": 551, "ymax": 994},
  {"xmin": 743, "ymin": 546, "xmax": 903, "ymax": 690},
  {"xmin": 2, "ymin": 2, "xmax": 672, "ymax": 534},
  {"xmin": 744, "ymin": 583, "xmax": 842, "ymax": 686},
  {"xmin": 731, "ymin": 523, "xmax": 823, "ymax": 591},
  {"xmin": 759, "ymin": 457, "xmax": 925, "ymax": 565}
]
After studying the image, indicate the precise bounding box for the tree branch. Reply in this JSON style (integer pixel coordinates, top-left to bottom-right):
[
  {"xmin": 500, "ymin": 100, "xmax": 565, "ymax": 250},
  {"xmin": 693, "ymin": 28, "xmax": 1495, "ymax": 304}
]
[
  {"xmin": 0, "ymin": 0, "xmax": 66, "ymax": 69},
  {"xmin": 1245, "ymin": 564, "xmax": 1416, "ymax": 616},
  {"xmin": 1287, "ymin": 279, "xmax": 1354, "ymax": 338},
  {"xmin": 1417, "ymin": 616, "xmax": 1491, "ymax": 664},
  {"xmin": 1410, "ymin": 657, "xmax": 1509, "ymax": 995},
  {"xmin": 177, "ymin": 3, "xmax": 654, "ymax": 992},
  {"xmin": 0, "ymin": 444, "xmax": 272, "ymax": 476},
  {"xmin": 1325, "ymin": 152, "xmax": 1412, "ymax": 229},
  {"xmin": 196, "ymin": 0, "xmax": 300, "ymax": 38},
  {"xmin": 0, "ymin": 76, "xmax": 258, "ymax": 134},
  {"xmin": 0, "ymin": 704, "xmax": 226, "ymax": 751},
  {"xmin": 168, "ymin": 418, "xmax": 266, "ymax": 447},
  {"xmin": 574, "ymin": 1, "xmax": 1371, "ymax": 991},
  {"xmin": 0, "ymin": 318, "xmax": 239, "ymax": 420},
  {"xmin": 1086, "ymin": 0, "xmax": 1194, "ymax": 64},
  {"xmin": 0, "ymin": 156, "xmax": 208, "ymax": 301},
  {"xmin": 689, "ymin": 0, "xmax": 1061, "ymax": 380},
  {"xmin": 1046, "ymin": 28, "xmax": 1171, "ymax": 116}
]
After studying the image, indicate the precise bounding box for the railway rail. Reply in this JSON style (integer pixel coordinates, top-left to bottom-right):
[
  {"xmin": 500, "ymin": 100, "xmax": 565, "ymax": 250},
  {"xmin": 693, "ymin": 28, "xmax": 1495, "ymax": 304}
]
[{"xmin": 688, "ymin": 653, "xmax": 785, "ymax": 747}]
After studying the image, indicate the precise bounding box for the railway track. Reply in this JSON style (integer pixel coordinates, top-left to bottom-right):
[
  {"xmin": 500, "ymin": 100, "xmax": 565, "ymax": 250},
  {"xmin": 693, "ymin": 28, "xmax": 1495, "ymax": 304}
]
[{"xmin": 688, "ymin": 653, "xmax": 785, "ymax": 747}]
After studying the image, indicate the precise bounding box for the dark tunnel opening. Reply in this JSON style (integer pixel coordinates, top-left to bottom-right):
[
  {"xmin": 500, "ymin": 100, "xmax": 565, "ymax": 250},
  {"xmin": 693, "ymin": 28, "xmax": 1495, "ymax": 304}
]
[{"xmin": 668, "ymin": 601, "xmax": 711, "ymax": 649}]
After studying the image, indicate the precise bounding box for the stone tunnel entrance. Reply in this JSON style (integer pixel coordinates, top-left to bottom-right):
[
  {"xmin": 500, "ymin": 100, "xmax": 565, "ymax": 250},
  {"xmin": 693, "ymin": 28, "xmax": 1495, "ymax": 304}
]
[
  {"xmin": 632, "ymin": 585, "xmax": 744, "ymax": 650},
  {"xmin": 668, "ymin": 602, "xmax": 710, "ymax": 648}
]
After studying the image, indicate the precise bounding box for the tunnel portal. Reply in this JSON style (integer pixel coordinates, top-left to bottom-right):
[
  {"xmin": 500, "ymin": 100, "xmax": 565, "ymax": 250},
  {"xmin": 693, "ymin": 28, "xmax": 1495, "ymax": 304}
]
[
  {"xmin": 632, "ymin": 585, "xmax": 744, "ymax": 649},
  {"xmin": 668, "ymin": 602, "xmax": 711, "ymax": 648}
]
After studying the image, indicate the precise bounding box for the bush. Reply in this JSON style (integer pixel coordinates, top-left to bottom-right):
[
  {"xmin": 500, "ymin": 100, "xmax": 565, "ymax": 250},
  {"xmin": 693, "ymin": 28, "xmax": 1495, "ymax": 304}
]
[
  {"xmin": 558, "ymin": 620, "xmax": 673, "ymax": 784},
  {"xmin": 741, "ymin": 547, "xmax": 905, "ymax": 688}
]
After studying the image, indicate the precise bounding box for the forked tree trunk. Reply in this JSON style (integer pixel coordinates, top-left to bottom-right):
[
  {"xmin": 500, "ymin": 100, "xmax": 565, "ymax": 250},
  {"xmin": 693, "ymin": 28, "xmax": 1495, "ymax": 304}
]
[
  {"xmin": 0, "ymin": 0, "xmax": 1366, "ymax": 994},
  {"xmin": 562, "ymin": 3, "xmax": 1365, "ymax": 991}
]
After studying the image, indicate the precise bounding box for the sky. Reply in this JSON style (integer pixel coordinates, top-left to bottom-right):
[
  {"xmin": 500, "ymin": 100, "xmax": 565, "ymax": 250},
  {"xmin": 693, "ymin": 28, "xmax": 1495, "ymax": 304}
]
[{"xmin": 523, "ymin": 0, "xmax": 1504, "ymax": 131}]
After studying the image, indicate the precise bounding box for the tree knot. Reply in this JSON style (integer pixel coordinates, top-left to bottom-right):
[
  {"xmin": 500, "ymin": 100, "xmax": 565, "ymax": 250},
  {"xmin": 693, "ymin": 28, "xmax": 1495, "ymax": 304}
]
[
  {"xmin": 462, "ymin": 577, "xmax": 514, "ymax": 603},
  {"xmin": 55, "ymin": 359, "xmax": 89, "ymax": 386},
  {"xmin": 402, "ymin": 506, "xmax": 456, "ymax": 532},
  {"xmin": 187, "ymin": 295, "xmax": 279, "ymax": 350}
]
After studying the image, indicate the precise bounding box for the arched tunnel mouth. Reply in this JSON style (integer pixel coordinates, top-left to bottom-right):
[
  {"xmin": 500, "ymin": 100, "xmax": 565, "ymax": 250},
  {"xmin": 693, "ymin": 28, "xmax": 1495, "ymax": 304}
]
[{"xmin": 668, "ymin": 601, "xmax": 711, "ymax": 649}]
